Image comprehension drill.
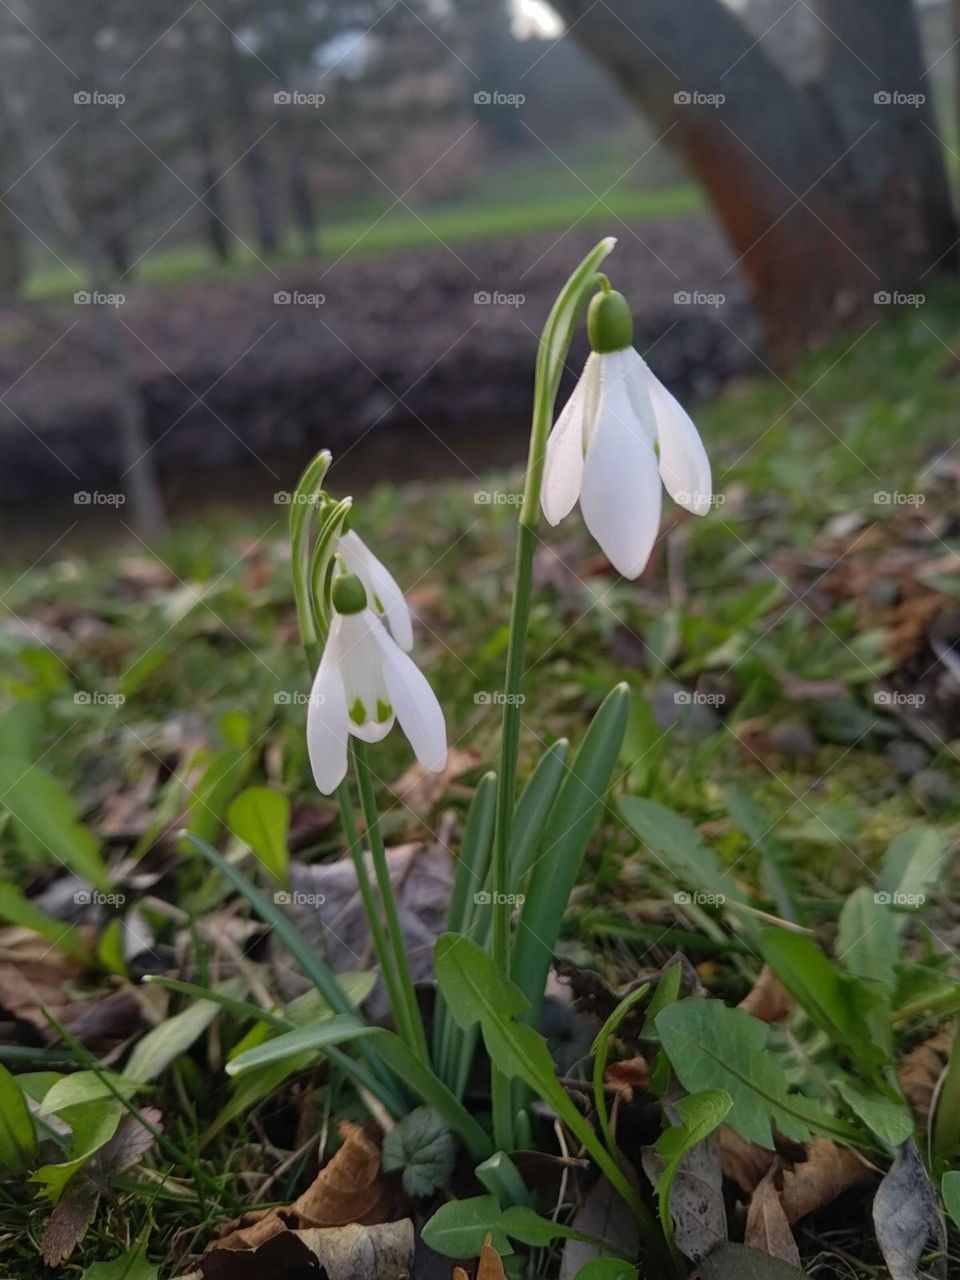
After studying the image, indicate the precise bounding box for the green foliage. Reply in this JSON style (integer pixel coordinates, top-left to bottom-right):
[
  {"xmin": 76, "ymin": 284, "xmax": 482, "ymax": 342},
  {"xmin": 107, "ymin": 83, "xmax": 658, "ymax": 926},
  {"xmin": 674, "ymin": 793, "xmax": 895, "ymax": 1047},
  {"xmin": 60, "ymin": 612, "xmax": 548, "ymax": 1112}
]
[
  {"xmin": 655, "ymin": 999, "xmax": 859, "ymax": 1149},
  {"xmin": 81, "ymin": 1247, "xmax": 157, "ymax": 1280},
  {"xmin": 226, "ymin": 1017, "xmax": 378, "ymax": 1076},
  {"xmin": 0, "ymin": 1065, "xmax": 36, "ymax": 1174},
  {"xmin": 226, "ymin": 786, "xmax": 291, "ymax": 887},
  {"xmin": 380, "ymin": 1108, "xmax": 456, "ymax": 1198},
  {"xmin": 0, "ymin": 754, "xmax": 110, "ymax": 891},
  {"xmin": 653, "ymin": 1090, "xmax": 732, "ymax": 1252}
]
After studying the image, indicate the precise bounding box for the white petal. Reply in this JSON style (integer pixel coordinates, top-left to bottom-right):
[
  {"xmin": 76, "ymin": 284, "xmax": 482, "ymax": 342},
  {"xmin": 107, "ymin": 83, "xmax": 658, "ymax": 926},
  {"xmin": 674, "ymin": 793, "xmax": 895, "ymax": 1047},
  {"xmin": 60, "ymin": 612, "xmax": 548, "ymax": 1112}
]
[
  {"xmin": 580, "ymin": 355, "xmax": 662, "ymax": 579},
  {"xmin": 374, "ymin": 626, "xmax": 447, "ymax": 773},
  {"xmin": 337, "ymin": 611, "xmax": 395, "ymax": 743},
  {"xmin": 338, "ymin": 530, "xmax": 414, "ymax": 652},
  {"xmin": 306, "ymin": 629, "xmax": 350, "ymax": 794},
  {"xmin": 541, "ymin": 357, "xmax": 596, "ymax": 526},
  {"xmin": 629, "ymin": 352, "xmax": 712, "ymax": 516}
]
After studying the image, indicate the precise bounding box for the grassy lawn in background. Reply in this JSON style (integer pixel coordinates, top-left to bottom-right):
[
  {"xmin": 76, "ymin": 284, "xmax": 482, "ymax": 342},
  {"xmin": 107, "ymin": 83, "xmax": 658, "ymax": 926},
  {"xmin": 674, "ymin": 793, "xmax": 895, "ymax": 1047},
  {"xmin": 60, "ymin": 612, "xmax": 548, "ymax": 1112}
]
[
  {"xmin": 23, "ymin": 130, "xmax": 700, "ymax": 300},
  {"xmin": 1, "ymin": 291, "xmax": 959, "ymax": 1272}
]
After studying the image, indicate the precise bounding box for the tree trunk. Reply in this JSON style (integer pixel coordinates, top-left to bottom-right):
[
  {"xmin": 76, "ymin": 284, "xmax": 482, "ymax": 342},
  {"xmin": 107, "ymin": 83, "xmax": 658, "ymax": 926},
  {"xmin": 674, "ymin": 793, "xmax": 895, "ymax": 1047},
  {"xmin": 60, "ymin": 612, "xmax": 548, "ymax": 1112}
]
[
  {"xmin": 548, "ymin": 0, "xmax": 954, "ymax": 354},
  {"xmin": 815, "ymin": 0, "xmax": 956, "ymax": 277},
  {"xmin": 217, "ymin": 21, "xmax": 281, "ymax": 256}
]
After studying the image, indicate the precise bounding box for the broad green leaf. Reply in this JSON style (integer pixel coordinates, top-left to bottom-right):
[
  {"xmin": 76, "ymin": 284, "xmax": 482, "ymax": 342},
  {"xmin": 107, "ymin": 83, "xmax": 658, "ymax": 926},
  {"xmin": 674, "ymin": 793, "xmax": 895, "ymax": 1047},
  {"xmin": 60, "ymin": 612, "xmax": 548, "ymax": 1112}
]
[
  {"xmin": 0, "ymin": 755, "xmax": 110, "ymax": 892},
  {"xmin": 574, "ymin": 1263, "xmax": 637, "ymax": 1280},
  {"xmin": 498, "ymin": 1204, "xmax": 601, "ymax": 1248},
  {"xmin": 836, "ymin": 888, "xmax": 898, "ymax": 991},
  {"xmin": 381, "ymin": 1107, "xmax": 456, "ymax": 1198},
  {"xmin": 880, "ymin": 827, "xmax": 945, "ymax": 917},
  {"xmin": 653, "ymin": 1089, "xmax": 732, "ymax": 1249},
  {"xmin": 421, "ymin": 1195, "xmax": 512, "ymax": 1257},
  {"xmin": 225, "ymin": 1016, "xmax": 377, "ymax": 1075},
  {"xmin": 227, "ymin": 786, "xmax": 290, "ymax": 886},
  {"xmin": 372, "ymin": 1030, "xmax": 492, "ymax": 1161},
  {"xmin": 39, "ymin": 1071, "xmax": 139, "ymax": 1115},
  {"xmin": 513, "ymin": 684, "xmax": 629, "ymax": 1019},
  {"xmin": 435, "ymin": 933, "xmax": 649, "ymax": 1223},
  {"xmin": 759, "ymin": 928, "xmax": 888, "ymax": 1077},
  {"xmin": 942, "ymin": 1171, "xmax": 960, "ymax": 1230},
  {"xmin": 33, "ymin": 1103, "xmax": 122, "ymax": 1202},
  {"xmin": 617, "ymin": 796, "xmax": 749, "ymax": 925},
  {"xmin": 0, "ymin": 881, "xmax": 87, "ymax": 959},
  {"xmin": 655, "ymin": 999, "xmax": 859, "ymax": 1149},
  {"xmin": 510, "ymin": 738, "xmax": 569, "ymax": 887},
  {"xmin": 725, "ymin": 786, "xmax": 802, "ymax": 924},
  {"xmin": 181, "ymin": 741, "xmax": 253, "ymax": 847},
  {"xmin": 81, "ymin": 1246, "xmax": 157, "ymax": 1280},
  {"xmin": 124, "ymin": 986, "xmax": 242, "ymax": 1083},
  {"xmin": 834, "ymin": 1078, "xmax": 913, "ymax": 1149},
  {"xmin": 0, "ymin": 1063, "xmax": 36, "ymax": 1173}
]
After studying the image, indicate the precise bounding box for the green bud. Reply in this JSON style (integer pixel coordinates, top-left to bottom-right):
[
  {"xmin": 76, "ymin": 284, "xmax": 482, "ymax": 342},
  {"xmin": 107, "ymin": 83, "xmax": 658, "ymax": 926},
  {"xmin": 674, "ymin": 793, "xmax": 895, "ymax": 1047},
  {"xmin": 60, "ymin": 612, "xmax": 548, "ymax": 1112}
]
[
  {"xmin": 332, "ymin": 572, "xmax": 367, "ymax": 615},
  {"xmin": 587, "ymin": 288, "xmax": 633, "ymax": 354}
]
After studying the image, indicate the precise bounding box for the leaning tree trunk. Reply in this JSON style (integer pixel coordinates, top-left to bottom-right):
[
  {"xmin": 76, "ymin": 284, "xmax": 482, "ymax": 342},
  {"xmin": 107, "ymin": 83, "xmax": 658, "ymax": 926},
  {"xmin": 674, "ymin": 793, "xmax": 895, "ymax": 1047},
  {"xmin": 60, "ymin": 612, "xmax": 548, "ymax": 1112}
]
[
  {"xmin": 814, "ymin": 0, "xmax": 956, "ymax": 279},
  {"xmin": 548, "ymin": 0, "xmax": 955, "ymax": 354}
]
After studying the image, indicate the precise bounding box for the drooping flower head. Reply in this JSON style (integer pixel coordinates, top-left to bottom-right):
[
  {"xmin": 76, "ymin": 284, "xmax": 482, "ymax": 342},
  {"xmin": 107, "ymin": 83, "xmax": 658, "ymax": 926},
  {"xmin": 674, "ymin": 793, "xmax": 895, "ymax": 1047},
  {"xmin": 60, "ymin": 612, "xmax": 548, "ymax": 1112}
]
[
  {"xmin": 335, "ymin": 528, "xmax": 413, "ymax": 652},
  {"xmin": 306, "ymin": 571, "xmax": 446, "ymax": 794},
  {"xmin": 541, "ymin": 284, "xmax": 712, "ymax": 579}
]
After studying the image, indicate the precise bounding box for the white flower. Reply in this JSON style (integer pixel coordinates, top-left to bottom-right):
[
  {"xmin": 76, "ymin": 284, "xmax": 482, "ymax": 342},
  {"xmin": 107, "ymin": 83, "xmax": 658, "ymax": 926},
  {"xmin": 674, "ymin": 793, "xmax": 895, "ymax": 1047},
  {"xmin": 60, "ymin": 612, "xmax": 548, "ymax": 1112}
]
[
  {"xmin": 335, "ymin": 529, "xmax": 413, "ymax": 651},
  {"xmin": 306, "ymin": 577, "xmax": 446, "ymax": 794},
  {"xmin": 541, "ymin": 290, "xmax": 711, "ymax": 580}
]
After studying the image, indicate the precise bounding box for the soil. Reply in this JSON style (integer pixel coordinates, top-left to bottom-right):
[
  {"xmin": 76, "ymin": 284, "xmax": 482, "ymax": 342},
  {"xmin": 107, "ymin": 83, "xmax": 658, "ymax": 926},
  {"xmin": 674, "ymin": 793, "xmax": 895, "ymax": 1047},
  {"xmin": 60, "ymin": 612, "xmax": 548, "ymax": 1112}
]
[{"xmin": 0, "ymin": 216, "xmax": 761, "ymax": 512}]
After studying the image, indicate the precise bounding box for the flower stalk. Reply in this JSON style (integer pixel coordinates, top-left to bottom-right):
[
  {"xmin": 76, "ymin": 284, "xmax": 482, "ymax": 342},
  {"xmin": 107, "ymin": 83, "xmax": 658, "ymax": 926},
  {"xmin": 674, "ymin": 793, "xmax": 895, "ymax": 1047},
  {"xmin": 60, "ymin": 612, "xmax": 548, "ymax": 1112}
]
[{"xmin": 489, "ymin": 236, "xmax": 617, "ymax": 1150}]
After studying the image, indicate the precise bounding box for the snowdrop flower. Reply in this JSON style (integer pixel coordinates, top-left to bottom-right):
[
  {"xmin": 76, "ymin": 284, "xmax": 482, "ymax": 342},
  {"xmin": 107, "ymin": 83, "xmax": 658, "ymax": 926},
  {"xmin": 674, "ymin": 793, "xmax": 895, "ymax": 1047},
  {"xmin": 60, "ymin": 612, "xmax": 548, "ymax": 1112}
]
[
  {"xmin": 335, "ymin": 528, "xmax": 413, "ymax": 651},
  {"xmin": 307, "ymin": 573, "xmax": 446, "ymax": 794},
  {"xmin": 541, "ymin": 286, "xmax": 712, "ymax": 579}
]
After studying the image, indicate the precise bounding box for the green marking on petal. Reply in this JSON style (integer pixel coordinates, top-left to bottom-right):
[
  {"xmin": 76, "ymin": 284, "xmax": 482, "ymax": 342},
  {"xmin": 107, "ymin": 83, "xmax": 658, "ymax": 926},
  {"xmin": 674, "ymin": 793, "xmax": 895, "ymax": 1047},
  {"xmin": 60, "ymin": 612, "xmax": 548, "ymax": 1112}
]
[
  {"xmin": 376, "ymin": 699, "xmax": 392, "ymax": 723},
  {"xmin": 349, "ymin": 697, "xmax": 367, "ymax": 726},
  {"xmin": 373, "ymin": 593, "xmax": 385, "ymax": 613}
]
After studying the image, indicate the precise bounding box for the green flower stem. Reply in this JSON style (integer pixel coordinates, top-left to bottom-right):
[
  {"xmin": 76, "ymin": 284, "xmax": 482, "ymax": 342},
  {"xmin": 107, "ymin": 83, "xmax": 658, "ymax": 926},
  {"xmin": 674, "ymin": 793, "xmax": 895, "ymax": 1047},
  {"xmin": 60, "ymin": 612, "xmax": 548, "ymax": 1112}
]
[
  {"xmin": 351, "ymin": 739, "xmax": 431, "ymax": 1065},
  {"xmin": 490, "ymin": 236, "xmax": 617, "ymax": 1152}
]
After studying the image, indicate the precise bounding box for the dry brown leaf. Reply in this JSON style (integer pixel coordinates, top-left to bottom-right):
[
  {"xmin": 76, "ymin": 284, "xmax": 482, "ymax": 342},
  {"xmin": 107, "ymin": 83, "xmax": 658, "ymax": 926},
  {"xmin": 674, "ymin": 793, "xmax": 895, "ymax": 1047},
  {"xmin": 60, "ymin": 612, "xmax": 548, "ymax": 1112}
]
[
  {"xmin": 738, "ymin": 966, "xmax": 793, "ymax": 1024},
  {"xmin": 453, "ymin": 1270, "xmax": 470, "ymax": 1280},
  {"xmin": 212, "ymin": 1122, "xmax": 396, "ymax": 1251},
  {"xmin": 780, "ymin": 1137, "xmax": 872, "ymax": 1224},
  {"xmin": 391, "ymin": 746, "xmax": 480, "ymax": 813},
  {"xmin": 40, "ymin": 1175, "xmax": 101, "ymax": 1266},
  {"xmin": 477, "ymin": 1234, "xmax": 508, "ymax": 1280},
  {"xmin": 605, "ymin": 1054, "xmax": 650, "ymax": 1100},
  {"xmin": 898, "ymin": 1024, "xmax": 955, "ymax": 1127},
  {"xmin": 718, "ymin": 1126, "xmax": 774, "ymax": 1194},
  {"xmin": 194, "ymin": 1219, "xmax": 414, "ymax": 1280},
  {"xmin": 745, "ymin": 1168, "xmax": 801, "ymax": 1267}
]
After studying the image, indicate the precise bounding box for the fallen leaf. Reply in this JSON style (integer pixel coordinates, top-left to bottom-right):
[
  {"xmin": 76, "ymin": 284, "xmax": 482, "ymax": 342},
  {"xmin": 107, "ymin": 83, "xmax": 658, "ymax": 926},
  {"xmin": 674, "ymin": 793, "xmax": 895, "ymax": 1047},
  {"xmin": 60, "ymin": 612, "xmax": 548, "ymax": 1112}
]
[
  {"xmin": 196, "ymin": 1220, "xmax": 414, "ymax": 1280},
  {"xmin": 738, "ymin": 967, "xmax": 793, "ymax": 1024},
  {"xmin": 898, "ymin": 1025, "xmax": 954, "ymax": 1127},
  {"xmin": 692, "ymin": 1242, "xmax": 806, "ymax": 1278},
  {"xmin": 605, "ymin": 1055, "xmax": 650, "ymax": 1100},
  {"xmin": 559, "ymin": 1178, "xmax": 639, "ymax": 1279},
  {"xmin": 391, "ymin": 747, "xmax": 481, "ymax": 813},
  {"xmin": 780, "ymin": 1137, "xmax": 872, "ymax": 1224},
  {"xmin": 873, "ymin": 1139, "xmax": 946, "ymax": 1279},
  {"xmin": 41, "ymin": 1174, "xmax": 101, "ymax": 1265},
  {"xmin": 213, "ymin": 1122, "xmax": 396, "ymax": 1251},
  {"xmin": 718, "ymin": 1127, "xmax": 774, "ymax": 1195},
  {"xmin": 641, "ymin": 1102, "xmax": 726, "ymax": 1263},
  {"xmin": 477, "ymin": 1233, "xmax": 508, "ymax": 1280},
  {"xmin": 745, "ymin": 1169, "xmax": 800, "ymax": 1267}
]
